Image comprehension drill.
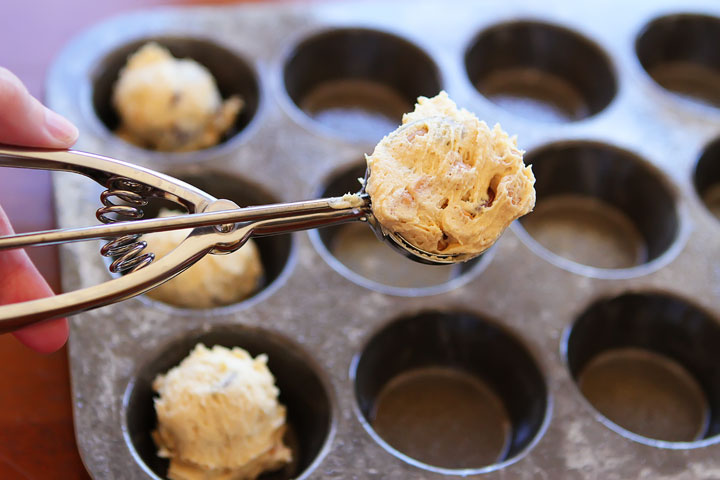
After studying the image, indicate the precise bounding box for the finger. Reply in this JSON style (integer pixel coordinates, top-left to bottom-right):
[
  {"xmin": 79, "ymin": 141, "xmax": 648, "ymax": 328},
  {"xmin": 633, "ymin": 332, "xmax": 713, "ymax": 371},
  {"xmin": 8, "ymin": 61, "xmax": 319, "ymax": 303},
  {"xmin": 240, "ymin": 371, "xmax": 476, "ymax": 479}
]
[
  {"xmin": 11, "ymin": 317, "xmax": 69, "ymax": 354},
  {"xmin": 0, "ymin": 67, "xmax": 78, "ymax": 148},
  {"xmin": 0, "ymin": 206, "xmax": 68, "ymax": 353}
]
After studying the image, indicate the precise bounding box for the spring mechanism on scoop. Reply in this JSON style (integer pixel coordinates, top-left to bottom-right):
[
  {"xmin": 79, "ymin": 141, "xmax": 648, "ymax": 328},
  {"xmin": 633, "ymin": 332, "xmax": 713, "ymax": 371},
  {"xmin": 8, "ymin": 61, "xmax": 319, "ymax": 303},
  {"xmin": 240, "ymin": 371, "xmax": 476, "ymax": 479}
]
[{"xmin": 97, "ymin": 176, "xmax": 155, "ymax": 273}]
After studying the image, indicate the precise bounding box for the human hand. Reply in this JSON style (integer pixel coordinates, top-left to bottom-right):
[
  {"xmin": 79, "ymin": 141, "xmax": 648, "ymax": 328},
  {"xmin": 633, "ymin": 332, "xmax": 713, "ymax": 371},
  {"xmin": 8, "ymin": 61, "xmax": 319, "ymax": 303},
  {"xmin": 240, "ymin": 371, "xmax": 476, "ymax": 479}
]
[{"xmin": 0, "ymin": 67, "xmax": 79, "ymax": 353}]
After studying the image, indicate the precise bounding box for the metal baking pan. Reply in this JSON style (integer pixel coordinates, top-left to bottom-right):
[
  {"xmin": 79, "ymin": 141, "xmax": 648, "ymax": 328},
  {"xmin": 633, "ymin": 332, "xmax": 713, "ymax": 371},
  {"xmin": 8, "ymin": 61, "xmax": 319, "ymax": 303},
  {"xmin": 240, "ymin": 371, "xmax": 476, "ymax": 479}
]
[{"xmin": 46, "ymin": 0, "xmax": 720, "ymax": 478}]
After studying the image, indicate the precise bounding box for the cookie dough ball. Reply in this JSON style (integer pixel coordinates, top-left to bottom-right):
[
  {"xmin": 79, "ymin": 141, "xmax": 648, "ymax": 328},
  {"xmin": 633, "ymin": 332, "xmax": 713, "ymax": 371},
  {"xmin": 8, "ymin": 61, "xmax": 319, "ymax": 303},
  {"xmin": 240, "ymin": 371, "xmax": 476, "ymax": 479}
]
[
  {"xmin": 142, "ymin": 210, "xmax": 263, "ymax": 308},
  {"xmin": 366, "ymin": 91, "xmax": 535, "ymax": 257},
  {"xmin": 112, "ymin": 42, "xmax": 242, "ymax": 152},
  {"xmin": 153, "ymin": 344, "xmax": 292, "ymax": 480}
]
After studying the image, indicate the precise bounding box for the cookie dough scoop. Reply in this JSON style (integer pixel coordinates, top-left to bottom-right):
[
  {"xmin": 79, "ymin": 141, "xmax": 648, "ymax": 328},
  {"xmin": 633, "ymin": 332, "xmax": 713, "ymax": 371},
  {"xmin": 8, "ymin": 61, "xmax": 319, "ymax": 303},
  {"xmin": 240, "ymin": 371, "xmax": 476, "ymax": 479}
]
[{"xmin": 0, "ymin": 103, "xmax": 533, "ymax": 327}]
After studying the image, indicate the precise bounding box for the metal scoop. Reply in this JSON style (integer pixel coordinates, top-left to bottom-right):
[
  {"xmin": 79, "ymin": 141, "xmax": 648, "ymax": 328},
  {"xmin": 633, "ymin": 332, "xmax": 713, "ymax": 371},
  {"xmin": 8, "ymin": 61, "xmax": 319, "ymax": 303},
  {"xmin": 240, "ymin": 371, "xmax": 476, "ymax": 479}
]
[{"xmin": 0, "ymin": 141, "xmax": 468, "ymax": 331}]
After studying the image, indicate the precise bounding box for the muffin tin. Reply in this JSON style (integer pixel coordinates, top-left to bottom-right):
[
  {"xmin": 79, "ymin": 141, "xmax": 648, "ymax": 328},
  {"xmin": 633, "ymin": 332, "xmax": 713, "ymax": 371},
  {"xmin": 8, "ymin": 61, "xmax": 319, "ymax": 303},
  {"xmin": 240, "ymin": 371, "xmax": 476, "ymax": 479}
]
[{"xmin": 45, "ymin": 0, "xmax": 720, "ymax": 478}]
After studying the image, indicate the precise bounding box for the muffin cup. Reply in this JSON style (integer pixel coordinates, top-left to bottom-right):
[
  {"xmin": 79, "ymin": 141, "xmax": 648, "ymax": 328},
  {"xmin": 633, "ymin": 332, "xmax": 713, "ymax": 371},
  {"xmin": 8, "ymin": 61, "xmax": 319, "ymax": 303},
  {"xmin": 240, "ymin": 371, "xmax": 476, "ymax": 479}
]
[
  {"xmin": 514, "ymin": 141, "xmax": 683, "ymax": 278},
  {"xmin": 123, "ymin": 324, "xmax": 335, "ymax": 480},
  {"xmin": 636, "ymin": 14, "xmax": 720, "ymax": 108},
  {"xmin": 351, "ymin": 310, "xmax": 550, "ymax": 474},
  {"xmin": 91, "ymin": 36, "xmax": 260, "ymax": 154},
  {"xmin": 309, "ymin": 162, "xmax": 491, "ymax": 296},
  {"xmin": 283, "ymin": 28, "xmax": 442, "ymax": 141},
  {"xmin": 129, "ymin": 170, "xmax": 295, "ymax": 312},
  {"xmin": 465, "ymin": 21, "xmax": 616, "ymax": 122},
  {"xmin": 563, "ymin": 292, "xmax": 720, "ymax": 448}
]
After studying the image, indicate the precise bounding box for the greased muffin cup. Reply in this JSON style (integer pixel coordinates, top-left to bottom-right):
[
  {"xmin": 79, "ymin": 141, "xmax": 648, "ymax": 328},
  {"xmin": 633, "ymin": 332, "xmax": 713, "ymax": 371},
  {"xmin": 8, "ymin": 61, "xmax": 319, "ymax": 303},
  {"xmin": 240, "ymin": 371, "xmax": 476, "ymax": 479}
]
[{"xmin": 48, "ymin": 0, "xmax": 720, "ymax": 479}]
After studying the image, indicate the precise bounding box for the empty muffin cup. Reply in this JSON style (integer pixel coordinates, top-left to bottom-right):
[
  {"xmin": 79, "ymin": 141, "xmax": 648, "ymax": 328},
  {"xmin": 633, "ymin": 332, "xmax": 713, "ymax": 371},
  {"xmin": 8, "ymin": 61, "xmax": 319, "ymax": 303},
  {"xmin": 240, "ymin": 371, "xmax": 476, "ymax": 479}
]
[
  {"xmin": 515, "ymin": 141, "xmax": 680, "ymax": 277},
  {"xmin": 695, "ymin": 136, "xmax": 720, "ymax": 221},
  {"xmin": 637, "ymin": 14, "xmax": 720, "ymax": 108},
  {"xmin": 123, "ymin": 324, "xmax": 335, "ymax": 480},
  {"xmin": 352, "ymin": 311, "xmax": 549, "ymax": 473},
  {"xmin": 283, "ymin": 28, "xmax": 442, "ymax": 141},
  {"xmin": 135, "ymin": 170, "xmax": 294, "ymax": 309},
  {"xmin": 91, "ymin": 36, "xmax": 259, "ymax": 150},
  {"xmin": 308, "ymin": 163, "xmax": 488, "ymax": 296},
  {"xmin": 465, "ymin": 21, "xmax": 616, "ymax": 122},
  {"xmin": 564, "ymin": 292, "xmax": 720, "ymax": 447}
]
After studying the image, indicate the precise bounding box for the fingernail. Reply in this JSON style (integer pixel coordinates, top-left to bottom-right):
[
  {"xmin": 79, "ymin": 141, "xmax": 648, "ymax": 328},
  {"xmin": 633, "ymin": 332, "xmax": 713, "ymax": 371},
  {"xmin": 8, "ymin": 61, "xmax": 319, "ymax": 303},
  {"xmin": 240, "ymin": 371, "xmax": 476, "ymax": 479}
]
[{"xmin": 44, "ymin": 108, "xmax": 79, "ymax": 145}]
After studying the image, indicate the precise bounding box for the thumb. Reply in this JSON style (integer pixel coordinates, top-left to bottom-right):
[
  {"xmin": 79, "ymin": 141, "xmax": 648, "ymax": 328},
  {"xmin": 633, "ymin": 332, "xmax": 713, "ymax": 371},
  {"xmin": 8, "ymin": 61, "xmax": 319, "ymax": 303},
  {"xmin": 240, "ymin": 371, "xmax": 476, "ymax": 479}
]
[
  {"xmin": 0, "ymin": 67, "xmax": 78, "ymax": 148},
  {"xmin": 0, "ymin": 205, "xmax": 69, "ymax": 353}
]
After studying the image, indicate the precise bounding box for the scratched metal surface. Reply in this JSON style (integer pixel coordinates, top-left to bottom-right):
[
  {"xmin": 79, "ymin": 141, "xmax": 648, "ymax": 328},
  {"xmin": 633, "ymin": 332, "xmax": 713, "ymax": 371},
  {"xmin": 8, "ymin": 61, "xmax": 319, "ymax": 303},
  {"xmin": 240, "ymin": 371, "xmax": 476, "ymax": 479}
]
[{"xmin": 46, "ymin": 0, "xmax": 720, "ymax": 478}]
